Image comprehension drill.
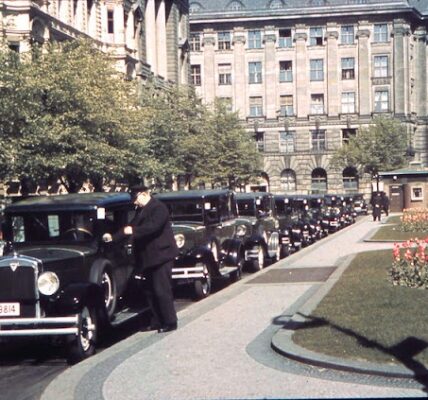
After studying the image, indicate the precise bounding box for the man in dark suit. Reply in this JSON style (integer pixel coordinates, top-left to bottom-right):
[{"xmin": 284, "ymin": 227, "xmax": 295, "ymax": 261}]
[{"xmin": 103, "ymin": 185, "xmax": 178, "ymax": 333}]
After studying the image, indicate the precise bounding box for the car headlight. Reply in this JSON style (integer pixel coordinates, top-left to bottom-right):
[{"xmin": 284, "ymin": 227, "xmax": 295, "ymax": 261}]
[
  {"xmin": 174, "ymin": 234, "xmax": 185, "ymax": 249},
  {"xmin": 283, "ymin": 229, "xmax": 290, "ymax": 235},
  {"xmin": 37, "ymin": 272, "xmax": 60, "ymax": 296},
  {"xmin": 235, "ymin": 224, "xmax": 247, "ymax": 237}
]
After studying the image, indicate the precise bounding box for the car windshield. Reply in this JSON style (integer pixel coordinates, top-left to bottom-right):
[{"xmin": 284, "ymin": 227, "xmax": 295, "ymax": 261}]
[
  {"xmin": 163, "ymin": 200, "xmax": 205, "ymax": 223},
  {"xmin": 7, "ymin": 211, "xmax": 95, "ymax": 244}
]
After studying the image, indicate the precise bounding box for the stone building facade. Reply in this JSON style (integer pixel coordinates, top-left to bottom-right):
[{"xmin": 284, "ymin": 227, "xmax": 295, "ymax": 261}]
[
  {"xmin": 189, "ymin": 0, "xmax": 428, "ymax": 195},
  {"xmin": 0, "ymin": 0, "xmax": 190, "ymax": 85}
]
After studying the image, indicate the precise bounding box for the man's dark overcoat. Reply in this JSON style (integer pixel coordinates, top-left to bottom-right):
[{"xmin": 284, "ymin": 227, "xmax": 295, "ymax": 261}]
[{"xmin": 126, "ymin": 197, "xmax": 179, "ymax": 270}]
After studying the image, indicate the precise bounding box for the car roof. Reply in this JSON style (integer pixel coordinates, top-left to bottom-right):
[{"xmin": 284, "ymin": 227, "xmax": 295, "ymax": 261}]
[
  {"xmin": 235, "ymin": 192, "xmax": 271, "ymax": 200},
  {"xmin": 155, "ymin": 189, "xmax": 232, "ymax": 201},
  {"xmin": 5, "ymin": 192, "xmax": 131, "ymax": 213}
]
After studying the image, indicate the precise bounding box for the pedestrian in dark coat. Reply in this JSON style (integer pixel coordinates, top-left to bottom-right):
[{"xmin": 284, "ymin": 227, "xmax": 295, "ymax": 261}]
[
  {"xmin": 371, "ymin": 192, "xmax": 382, "ymax": 222},
  {"xmin": 104, "ymin": 185, "xmax": 178, "ymax": 333},
  {"xmin": 382, "ymin": 192, "xmax": 390, "ymax": 217}
]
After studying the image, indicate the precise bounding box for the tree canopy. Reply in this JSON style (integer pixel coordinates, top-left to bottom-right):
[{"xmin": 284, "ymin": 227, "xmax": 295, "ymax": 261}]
[
  {"xmin": 0, "ymin": 40, "xmax": 261, "ymax": 192},
  {"xmin": 331, "ymin": 116, "xmax": 409, "ymax": 178}
]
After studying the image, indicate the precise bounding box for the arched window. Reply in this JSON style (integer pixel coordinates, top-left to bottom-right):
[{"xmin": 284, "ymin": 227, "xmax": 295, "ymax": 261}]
[
  {"xmin": 189, "ymin": 2, "xmax": 203, "ymax": 13},
  {"xmin": 311, "ymin": 168, "xmax": 327, "ymax": 194},
  {"xmin": 280, "ymin": 169, "xmax": 296, "ymax": 192},
  {"xmin": 227, "ymin": 1, "xmax": 245, "ymax": 11},
  {"xmin": 269, "ymin": 0, "xmax": 285, "ymax": 8},
  {"xmin": 343, "ymin": 166, "xmax": 359, "ymax": 192}
]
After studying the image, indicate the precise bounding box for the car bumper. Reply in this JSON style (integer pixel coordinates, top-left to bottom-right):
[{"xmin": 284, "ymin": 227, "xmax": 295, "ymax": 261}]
[{"xmin": 0, "ymin": 315, "xmax": 79, "ymax": 336}]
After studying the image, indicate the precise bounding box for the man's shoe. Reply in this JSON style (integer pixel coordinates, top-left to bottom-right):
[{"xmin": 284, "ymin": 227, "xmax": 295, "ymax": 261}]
[
  {"xmin": 157, "ymin": 322, "xmax": 177, "ymax": 333},
  {"xmin": 140, "ymin": 324, "xmax": 161, "ymax": 332}
]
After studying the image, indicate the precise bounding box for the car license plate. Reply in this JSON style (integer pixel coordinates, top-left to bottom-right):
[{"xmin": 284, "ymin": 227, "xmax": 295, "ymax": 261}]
[{"xmin": 0, "ymin": 303, "xmax": 20, "ymax": 316}]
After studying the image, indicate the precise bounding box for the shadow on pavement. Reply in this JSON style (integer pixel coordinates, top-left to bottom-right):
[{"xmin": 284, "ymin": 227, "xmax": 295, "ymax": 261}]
[{"xmin": 274, "ymin": 312, "xmax": 428, "ymax": 392}]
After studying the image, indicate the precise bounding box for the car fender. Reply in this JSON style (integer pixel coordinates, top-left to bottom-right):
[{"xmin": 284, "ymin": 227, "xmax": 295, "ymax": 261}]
[
  {"xmin": 221, "ymin": 238, "xmax": 243, "ymax": 266},
  {"xmin": 55, "ymin": 282, "xmax": 105, "ymax": 315},
  {"xmin": 243, "ymin": 233, "xmax": 267, "ymax": 251},
  {"xmin": 177, "ymin": 245, "xmax": 217, "ymax": 268}
]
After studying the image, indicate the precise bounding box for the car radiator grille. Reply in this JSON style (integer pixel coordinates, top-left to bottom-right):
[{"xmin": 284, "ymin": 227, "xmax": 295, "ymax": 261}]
[{"xmin": 0, "ymin": 266, "xmax": 37, "ymax": 302}]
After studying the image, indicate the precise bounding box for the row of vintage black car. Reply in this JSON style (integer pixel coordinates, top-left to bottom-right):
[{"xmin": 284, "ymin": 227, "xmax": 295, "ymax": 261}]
[{"xmin": 0, "ymin": 190, "xmax": 367, "ymax": 362}]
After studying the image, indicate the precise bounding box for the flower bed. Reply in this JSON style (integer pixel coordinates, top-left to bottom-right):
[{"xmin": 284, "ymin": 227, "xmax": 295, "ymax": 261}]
[
  {"xmin": 400, "ymin": 208, "xmax": 428, "ymax": 232},
  {"xmin": 391, "ymin": 238, "xmax": 428, "ymax": 289}
]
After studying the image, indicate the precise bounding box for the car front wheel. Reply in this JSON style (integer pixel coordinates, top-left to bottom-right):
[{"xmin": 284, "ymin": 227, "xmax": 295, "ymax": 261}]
[
  {"xmin": 248, "ymin": 245, "xmax": 265, "ymax": 272},
  {"xmin": 67, "ymin": 305, "xmax": 98, "ymax": 364},
  {"xmin": 193, "ymin": 263, "xmax": 212, "ymax": 300}
]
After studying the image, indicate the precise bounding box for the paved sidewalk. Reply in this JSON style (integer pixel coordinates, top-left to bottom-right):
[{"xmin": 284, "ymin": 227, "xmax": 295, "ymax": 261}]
[{"xmin": 42, "ymin": 216, "xmax": 427, "ymax": 399}]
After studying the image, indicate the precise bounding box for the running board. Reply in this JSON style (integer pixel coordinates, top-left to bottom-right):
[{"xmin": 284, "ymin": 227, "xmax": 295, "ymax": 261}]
[{"xmin": 110, "ymin": 306, "xmax": 150, "ymax": 327}]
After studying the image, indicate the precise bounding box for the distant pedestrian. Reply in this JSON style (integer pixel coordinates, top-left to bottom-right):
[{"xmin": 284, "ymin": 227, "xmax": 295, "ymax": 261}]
[
  {"xmin": 382, "ymin": 192, "xmax": 390, "ymax": 217},
  {"xmin": 371, "ymin": 192, "xmax": 382, "ymax": 221}
]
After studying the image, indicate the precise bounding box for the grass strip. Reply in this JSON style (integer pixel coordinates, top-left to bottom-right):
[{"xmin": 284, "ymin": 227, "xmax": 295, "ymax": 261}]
[
  {"xmin": 370, "ymin": 225, "xmax": 426, "ymax": 241},
  {"xmin": 292, "ymin": 250, "xmax": 428, "ymax": 365}
]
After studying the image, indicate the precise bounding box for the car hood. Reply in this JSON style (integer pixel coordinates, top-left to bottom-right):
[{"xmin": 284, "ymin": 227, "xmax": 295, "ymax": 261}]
[
  {"xmin": 171, "ymin": 222, "xmax": 206, "ymax": 234},
  {"xmin": 10, "ymin": 245, "xmax": 94, "ymax": 263}
]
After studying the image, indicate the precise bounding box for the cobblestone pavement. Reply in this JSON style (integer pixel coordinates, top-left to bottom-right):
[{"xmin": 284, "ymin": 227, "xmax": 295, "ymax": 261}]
[{"xmin": 41, "ymin": 216, "xmax": 427, "ymax": 399}]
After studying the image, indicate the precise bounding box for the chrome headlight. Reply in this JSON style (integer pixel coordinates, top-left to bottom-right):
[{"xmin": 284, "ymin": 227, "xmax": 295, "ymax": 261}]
[
  {"xmin": 235, "ymin": 224, "xmax": 247, "ymax": 237},
  {"xmin": 283, "ymin": 229, "xmax": 290, "ymax": 235},
  {"xmin": 37, "ymin": 272, "xmax": 60, "ymax": 296},
  {"xmin": 174, "ymin": 234, "xmax": 185, "ymax": 248}
]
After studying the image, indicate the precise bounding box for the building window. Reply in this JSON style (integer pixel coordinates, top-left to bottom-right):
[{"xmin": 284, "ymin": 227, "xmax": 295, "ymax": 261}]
[
  {"xmin": 280, "ymin": 95, "xmax": 294, "ymax": 116},
  {"xmin": 279, "ymin": 131, "xmax": 295, "ymax": 153},
  {"xmin": 279, "ymin": 61, "xmax": 293, "ymax": 82},
  {"xmin": 310, "ymin": 59, "xmax": 324, "ymax": 81},
  {"xmin": 228, "ymin": 0, "xmax": 244, "ymax": 10},
  {"xmin": 278, "ymin": 29, "xmax": 292, "ymax": 48},
  {"xmin": 190, "ymin": 33, "xmax": 201, "ymax": 51},
  {"xmin": 411, "ymin": 186, "xmax": 424, "ymax": 201},
  {"xmin": 374, "ymin": 89, "xmax": 389, "ymax": 112},
  {"xmin": 280, "ymin": 169, "xmax": 296, "ymax": 191},
  {"xmin": 343, "ymin": 167, "xmax": 359, "ymax": 191},
  {"xmin": 341, "ymin": 25, "xmax": 354, "ymax": 44},
  {"xmin": 270, "ymin": 0, "xmax": 284, "ymax": 8},
  {"xmin": 191, "ymin": 65, "xmax": 201, "ymax": 86},
  {"xmin": 341, "ymin": 92, "xmax": 355, "ymax": 114},
  {"xmin": 309, "ymin": 27, "xmax": 323, "ymax": 46},
  {"xmin": 374, "ymin": 23, "xmax": 388, "ymax": 42},
  {"xmin": 374, "ymin": 55, "xmax": 388, "ymax": 77},
  {"xmin": 218, "ymin": 31, "xmax": 231, "ymax": 50},
  {"xmin": 311, "ymin": 168, "xmax": 327, "ymax": 193},
  {"xmin": 255, "ymin": 131, "xmax": 265, "ymax": 151},
  {"xmin": 218, "ymin": 63, "xmax": 232, "ymax": 85},
  {"xmin": 248, "ymin": 30, "xmax": 262, "ymax": 49},
  {"xmin": 342, "ymin": 128, "xmax": 357, "ymax": 145},
  {"xmin": 311, "ymin": 130, "xmax": 326, "ymax": 151},
  {"xmin": 249, "ymin": 62, "xmax": 262, "ymax": 84},
  {"xmin": 107, "ymin": 9, "xmax": 114, "ymax": 34},
  {"xmin": 341, "ymin": 57, "xmax": 355, "ymax": 80},
  {"xmin": 310, "ymin": 94, "xmax": 324, "ymax": 114},
  {"xmin": 249, "ymin": 96, "xmax": 263, "ymax": 117}
]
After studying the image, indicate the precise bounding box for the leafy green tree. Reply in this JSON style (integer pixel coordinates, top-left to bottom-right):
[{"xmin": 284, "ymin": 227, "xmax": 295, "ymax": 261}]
[
  {"xmin": 0, "ymin": 40, "xmax": 144, "ymax": 192},
  {"xmin": 331, "ymin": 116, "xmax": 408, "ymax": 190}
]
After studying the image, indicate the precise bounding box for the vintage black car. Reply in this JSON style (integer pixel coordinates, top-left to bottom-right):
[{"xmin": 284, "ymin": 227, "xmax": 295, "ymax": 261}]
[
  {"xmin": 352, "ymin": 193, "xmax": 369, "ymax": 215},
  {"xmin": 324, "ymin": 194, "xmax": 348, "ymax": 231},
  {"xmin": 288, "ymin": 196, "xmax": 322, "ymax": 245},
  {"xmin": 155, "ymin": 190, "xmax": 243, "ymax": 300},
  {"xmin": 0, "ymin": 193, "xmax": 147, "ymax": 363},
  {"xmin": 235, "ymin": 192, "xmax": 281, "ymax": 271},
  {"xmin": 307, "ymin": 195, "xmax": 330, "ymax": 238},
  {"xmin": 273, "ymin": 195, "xmax": 303, "ymax": 255}
]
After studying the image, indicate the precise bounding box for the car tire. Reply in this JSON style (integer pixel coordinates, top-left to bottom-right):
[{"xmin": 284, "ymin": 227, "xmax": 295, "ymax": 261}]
[
  {"xmin": 279, "ymin": 244, "xmax": 290, "ymax": 259},
  {"xmin": 67, "ymin": 305, "xmax": 98, "ymax": 364},
  {"xmin": 193, "ymin": 263, "xmax": 212, "ymax": 300},
  {"xmin": 230, "ymin": 258, "xmax": 244, "ymax": 283},
  {"xmin": 99, "ymin": 268, "xmax": 117, "ymax": 320},
  {"xmin": 248, "ymin": 245, "xmax": 265, "ymax": 272}
]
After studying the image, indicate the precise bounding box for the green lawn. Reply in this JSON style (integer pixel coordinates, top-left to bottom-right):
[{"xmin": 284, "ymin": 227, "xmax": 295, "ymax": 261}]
[
  {"xmin": 370, "ymin": 225, "xmax": 426, "ymax": 241},
  {"xmin": 292, "ymin": 250, "xmax": 428, "ymax": 365}
]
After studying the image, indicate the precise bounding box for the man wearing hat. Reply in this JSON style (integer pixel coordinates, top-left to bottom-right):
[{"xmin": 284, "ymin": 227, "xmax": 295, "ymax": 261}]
[{"xmin": 103, "ymin": 184, "xmax": 178, "ymax": 333}]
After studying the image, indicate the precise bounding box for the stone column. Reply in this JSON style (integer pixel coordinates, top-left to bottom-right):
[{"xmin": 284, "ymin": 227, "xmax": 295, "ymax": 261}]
[
  {"xmin": 145, "ymin": 0, "xmax": 157, "ymax": 74},
  {"xmin": 294, "ymin": 25, "xmax": 308, "ymax": 118},
  {"xmin": 263, "ymin": 26, "xmax": 277, "ymax": 119},
  {"xmin": 156, "ymin": 0, "xmax": 168, "ymax": 79},
  {"xmin": 414, "ymin": 26, "xmax": 427, "ymax": 118},
  {"xmin": 326, "ymin": 26, "xmax": 339, "ymax": 117},
  {"xmin": 233, "ymin": 28, "xmax": 246, "ymax": 119},
  {"xmin": 202, "ymin": 31, "xmax": 216, "ymax": 104},
  {"xmin": 356, "ymin": 24, "xmax": 371, "ymax": 116},
  {"xmin": 393, "ymin": 19, "xmax": 410, "ymax": 117}
]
